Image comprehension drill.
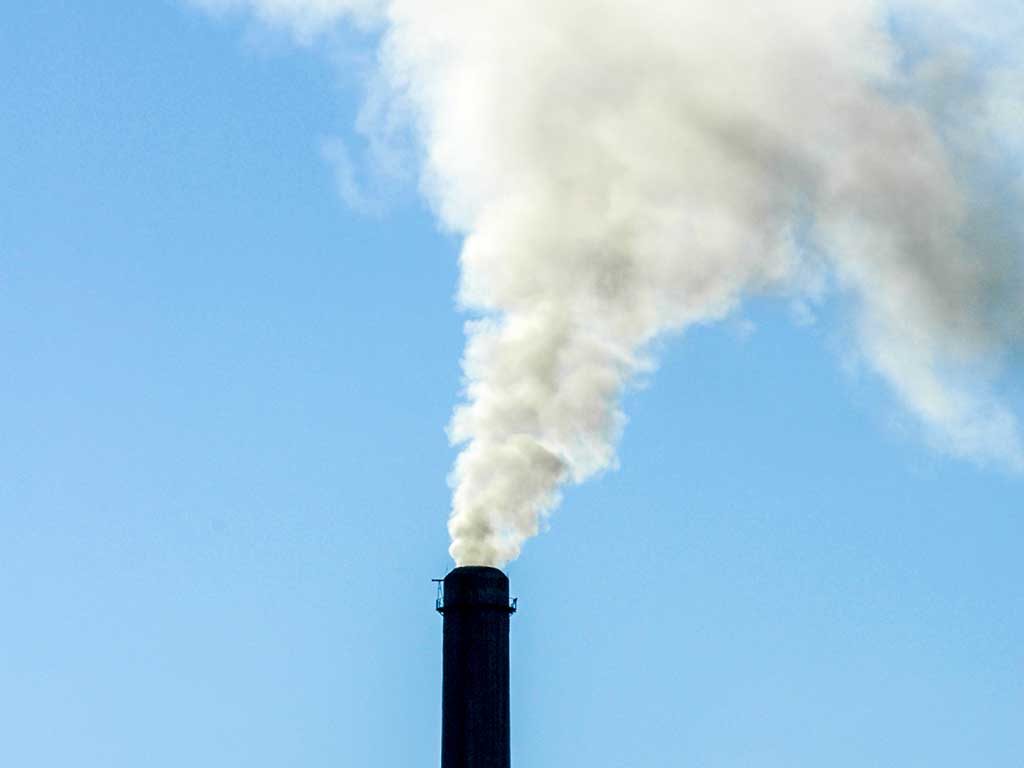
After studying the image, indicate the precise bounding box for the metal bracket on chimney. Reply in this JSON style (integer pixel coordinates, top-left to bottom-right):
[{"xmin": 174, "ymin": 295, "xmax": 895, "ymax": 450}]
[{"xmin": 433, "ymin": 578, "xmax": 445, "ymax": 614}]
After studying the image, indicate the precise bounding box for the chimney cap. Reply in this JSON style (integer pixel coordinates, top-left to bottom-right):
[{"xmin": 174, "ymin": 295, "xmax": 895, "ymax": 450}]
[{"xmin": 438, "ymin": 566, "xmax": 513, "ymax": 613}]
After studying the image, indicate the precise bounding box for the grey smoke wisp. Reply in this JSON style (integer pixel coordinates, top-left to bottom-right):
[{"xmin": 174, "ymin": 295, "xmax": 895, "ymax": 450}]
[{"xmin": 195, "ymin": 0, "xmax": 1024, "ymax": 566}]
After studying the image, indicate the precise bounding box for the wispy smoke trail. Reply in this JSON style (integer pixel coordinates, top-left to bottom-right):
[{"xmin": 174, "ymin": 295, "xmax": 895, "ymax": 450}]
[{"xmin": 194, "ymin": 0, "xmax": 1024, "ymax": 566}]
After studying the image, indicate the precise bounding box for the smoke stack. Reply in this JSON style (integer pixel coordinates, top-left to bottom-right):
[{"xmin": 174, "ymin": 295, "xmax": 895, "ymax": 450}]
[{"xmin": 437, "ymin": 566, "xmax": 516, "ymax": 768}]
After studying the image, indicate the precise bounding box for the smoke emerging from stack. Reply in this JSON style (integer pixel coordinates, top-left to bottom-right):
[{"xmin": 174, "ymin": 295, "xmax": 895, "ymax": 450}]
[{"xmin": 196, "ymin": 0, "xmax": 1024, "ymax": 566}]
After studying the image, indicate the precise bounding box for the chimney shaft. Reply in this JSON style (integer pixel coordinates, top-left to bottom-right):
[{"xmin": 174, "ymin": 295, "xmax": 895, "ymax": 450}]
[{"xmin": 438, "ymin": 566, "xmax": 514, "ymax": 768}]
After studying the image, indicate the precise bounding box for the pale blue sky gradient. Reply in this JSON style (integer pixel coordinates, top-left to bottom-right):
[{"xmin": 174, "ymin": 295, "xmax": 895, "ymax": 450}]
[{"xmin": 1, "ymin": 3, "xmax": 1021, "ymax": 766}]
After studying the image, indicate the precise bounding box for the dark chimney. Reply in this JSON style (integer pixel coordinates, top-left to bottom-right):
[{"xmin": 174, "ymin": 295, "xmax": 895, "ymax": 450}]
[{"xmin": 437, "ymin": 566, "xmax": 516, "ymax": 768}]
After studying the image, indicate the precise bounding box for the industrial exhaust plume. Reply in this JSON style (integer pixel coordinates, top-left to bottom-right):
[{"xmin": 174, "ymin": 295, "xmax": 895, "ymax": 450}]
[{"xmin": 195, "ymin": 0, "xmax": 1024, "ymax": 566}]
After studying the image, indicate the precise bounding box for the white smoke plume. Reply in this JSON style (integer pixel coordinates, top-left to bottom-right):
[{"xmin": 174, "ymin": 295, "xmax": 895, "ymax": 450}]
[{"xmin": 193, "ymin": 0, "xmax": 1024, "ymax": 566}]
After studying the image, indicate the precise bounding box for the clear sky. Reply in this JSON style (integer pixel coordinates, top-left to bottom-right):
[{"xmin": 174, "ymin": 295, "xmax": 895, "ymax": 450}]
[{"xmin": 1, "ymin": 3, "xmax": 1021, "ymax": 767}]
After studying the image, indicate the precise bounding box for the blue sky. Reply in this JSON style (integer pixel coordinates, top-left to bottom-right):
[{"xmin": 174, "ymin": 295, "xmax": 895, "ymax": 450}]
[{"xmin": 1, "ymin": 3, "xmax": 1021, "ymax": 766}]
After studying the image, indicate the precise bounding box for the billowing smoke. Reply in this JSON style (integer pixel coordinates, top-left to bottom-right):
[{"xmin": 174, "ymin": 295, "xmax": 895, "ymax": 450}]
[{"xmin": 194, "ymin": 0, "xmax": 1024, "ymax": 566}]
